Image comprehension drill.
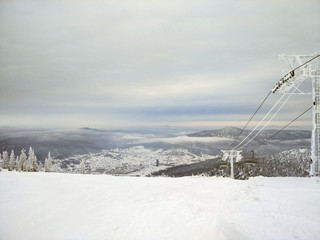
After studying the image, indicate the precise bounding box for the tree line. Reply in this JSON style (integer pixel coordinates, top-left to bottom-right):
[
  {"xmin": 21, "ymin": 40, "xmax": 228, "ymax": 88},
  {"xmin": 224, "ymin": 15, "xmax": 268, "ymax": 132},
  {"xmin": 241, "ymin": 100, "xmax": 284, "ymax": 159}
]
[{"xmin": 0, "ymin": 147, "xmax": 54, "ymax": 172}]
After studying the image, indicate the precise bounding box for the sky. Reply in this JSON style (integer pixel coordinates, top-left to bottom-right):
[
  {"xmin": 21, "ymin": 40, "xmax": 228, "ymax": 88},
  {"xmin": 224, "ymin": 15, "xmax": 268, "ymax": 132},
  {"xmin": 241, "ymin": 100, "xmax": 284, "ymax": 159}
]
[{"xmin": 0, "ymin": 0, "xmax": 319, "ymax": 129}]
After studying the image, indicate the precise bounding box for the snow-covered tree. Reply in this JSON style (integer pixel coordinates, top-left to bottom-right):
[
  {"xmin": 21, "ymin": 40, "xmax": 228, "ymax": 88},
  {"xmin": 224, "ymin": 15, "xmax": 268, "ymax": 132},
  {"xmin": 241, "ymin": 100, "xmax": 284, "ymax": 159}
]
[
  {"xmin": 33, "ymin": 155, "xmax": 39, "ymax": 172},
  {"xmin": 19, "ymin": 149, "xmax": 27, "ymax": 171},
  {"xmin": 15, "ymin": 156, "xmax": 20, "ymax": 171},
  {"xmin": 44, "ymin": 152, "xmax": 53, "ymax": 172},
  {"xmin": 9, "ymin": 150, "xmax": 15, "ymax": 171},
  {"xmin": 38, "ymin": 161, "xmax": 44, "ymax": 172},
  {"xmin": 26, "ymin": 147, "xmax": 33, "ymax": 171},
  {"xmin": 2, "ymin": 151, "xmax": 9, "ymax": 169},
  {"xmin": 25, "ymin": 147, "xmax": 38, "ymax": 172},
  {"xmin": 80, "ymin": 159, "xmax": 86, "ymax": 174}
]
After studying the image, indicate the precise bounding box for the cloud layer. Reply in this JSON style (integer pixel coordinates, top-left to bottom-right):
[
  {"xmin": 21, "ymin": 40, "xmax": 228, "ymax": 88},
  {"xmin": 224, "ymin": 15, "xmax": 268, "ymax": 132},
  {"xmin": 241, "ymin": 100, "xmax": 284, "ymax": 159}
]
[{"xmin": 0, "ymin": 0, "xmax": 319, "ymax": 128}]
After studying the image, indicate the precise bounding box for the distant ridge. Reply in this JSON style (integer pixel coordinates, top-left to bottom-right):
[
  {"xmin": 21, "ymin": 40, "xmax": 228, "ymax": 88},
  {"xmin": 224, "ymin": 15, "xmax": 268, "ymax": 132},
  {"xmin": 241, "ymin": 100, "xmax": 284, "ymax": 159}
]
[
  {"xmin": 187, "ymin": 127, "xmax": 247, "ymax": 139},
  {"xmin": 187, "ymin": 127, "xmax": 311, "ymax": 141},
  {"xmin": 80, "ymin": 127, "xmax": 125, "ymax": 133},
  {"xmin": 79, "ymin": 127, "xmax": 110, "ymax": 132}
]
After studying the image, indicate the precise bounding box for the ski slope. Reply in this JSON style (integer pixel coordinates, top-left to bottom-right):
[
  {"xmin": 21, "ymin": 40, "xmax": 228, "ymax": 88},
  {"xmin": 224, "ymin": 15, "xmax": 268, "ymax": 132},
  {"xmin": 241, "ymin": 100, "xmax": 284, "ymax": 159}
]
[{"xmin": 0, "ymin": 172, "xmax": 319, "ymax": 240}]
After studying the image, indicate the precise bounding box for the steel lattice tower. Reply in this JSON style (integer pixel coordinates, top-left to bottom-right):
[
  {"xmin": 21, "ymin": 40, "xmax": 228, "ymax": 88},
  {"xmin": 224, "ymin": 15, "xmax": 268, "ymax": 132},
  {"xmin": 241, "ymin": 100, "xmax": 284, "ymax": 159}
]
[{"xmin": 276, "ymin": 53, "xmax": 320, "ymax": 175}]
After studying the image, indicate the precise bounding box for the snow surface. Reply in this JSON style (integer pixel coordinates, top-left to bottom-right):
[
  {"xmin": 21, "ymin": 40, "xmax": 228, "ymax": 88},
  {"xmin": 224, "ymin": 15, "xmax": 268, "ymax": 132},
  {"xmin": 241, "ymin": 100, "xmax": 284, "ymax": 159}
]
[{"xmin": 0, "ymin": 172, "xmax": 319, "ymax": 240}]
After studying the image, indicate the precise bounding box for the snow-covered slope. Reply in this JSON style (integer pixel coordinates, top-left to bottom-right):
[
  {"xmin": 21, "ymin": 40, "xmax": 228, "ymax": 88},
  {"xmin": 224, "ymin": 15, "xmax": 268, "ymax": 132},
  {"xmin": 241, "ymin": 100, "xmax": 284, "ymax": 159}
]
[{"xmin": 0, "ymin": 172, "xmax": 319, "ymax": 240}]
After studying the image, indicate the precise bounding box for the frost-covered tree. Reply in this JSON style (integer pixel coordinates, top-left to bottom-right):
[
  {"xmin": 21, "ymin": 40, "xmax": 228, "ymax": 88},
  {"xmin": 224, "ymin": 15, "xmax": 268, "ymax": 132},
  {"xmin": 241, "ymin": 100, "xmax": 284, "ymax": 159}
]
[
  {"xmin": 80, "ymin": 159, "xmax": 86, "ymax": 174},
  {"xmin": 44, "ymin": 152, "xmax": 53, "ymax": 172},
  {"xmin": 33, "ymin": 155, "xmax": 39, "ymax": 172},
  {"xmin": 15, "ymin": 156, "xmax": 20, "ymax": 171},
  {"xmin": 26, "ymin": 147, "xmax": 33, "ymax": 171},
  {"xmin": 38, "ymin": 161, "xmax": 44, "ymax": 172},
  {"xmin": 9, "ymin": 150, "xmax": 15, "ymax": 171},
  {"xmin": 2, "ymin": 151, "xmax": 9, "ymax": 169},
  {"xmin": 19, "ymin": 149, "xmax": 27, "ymax": 171},
  {"xmin": 26, "ymin": 147, "xmax": 38, "ymax": 172}
]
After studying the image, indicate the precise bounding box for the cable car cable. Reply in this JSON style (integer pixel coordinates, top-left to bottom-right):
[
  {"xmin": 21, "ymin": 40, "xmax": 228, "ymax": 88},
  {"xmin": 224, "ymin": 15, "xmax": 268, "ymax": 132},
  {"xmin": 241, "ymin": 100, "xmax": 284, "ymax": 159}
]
[
  {"xmin": 227, "ymin": 53, "xmax": 319, "ymax": 151},
  {"xmin": 227, "ymin": 90, "xmax": 272, "ymax": 150},
  {"xmin": 251, "ymin": 105, "xmax": 313, "ymax": 152},
  {"xmin": 291, "ymin": 54, "xmax": 320, "ymax": 73},
  {"xmin": 232, "ymin": 92, "xmax": 287, "ymax": 150},
  {"xmin": 235, "ymin": 85, "xmax": 299, "ymax": 150}
]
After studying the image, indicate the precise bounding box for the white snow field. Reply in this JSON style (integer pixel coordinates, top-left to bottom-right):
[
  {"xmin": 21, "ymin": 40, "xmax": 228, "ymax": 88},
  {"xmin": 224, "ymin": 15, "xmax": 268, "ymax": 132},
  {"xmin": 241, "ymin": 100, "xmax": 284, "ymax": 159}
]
[{"xmin": 0, "ymin": 172, "xmax": 319, "ymax": 240}]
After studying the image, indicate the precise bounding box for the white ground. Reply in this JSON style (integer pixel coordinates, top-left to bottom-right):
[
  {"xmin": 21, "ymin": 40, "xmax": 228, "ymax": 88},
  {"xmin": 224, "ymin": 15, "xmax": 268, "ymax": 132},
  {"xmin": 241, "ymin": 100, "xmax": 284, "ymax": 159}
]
[{"xmin": 0, "ymin": 172, "xmax": 319, "ymax": 240}]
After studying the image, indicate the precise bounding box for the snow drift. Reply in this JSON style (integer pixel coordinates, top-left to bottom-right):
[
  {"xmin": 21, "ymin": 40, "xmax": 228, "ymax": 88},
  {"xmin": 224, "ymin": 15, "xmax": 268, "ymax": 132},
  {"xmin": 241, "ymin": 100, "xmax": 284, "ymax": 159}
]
[{"xmin": 0, "ymin": 172, "xmax": 319, "ymax": 240}]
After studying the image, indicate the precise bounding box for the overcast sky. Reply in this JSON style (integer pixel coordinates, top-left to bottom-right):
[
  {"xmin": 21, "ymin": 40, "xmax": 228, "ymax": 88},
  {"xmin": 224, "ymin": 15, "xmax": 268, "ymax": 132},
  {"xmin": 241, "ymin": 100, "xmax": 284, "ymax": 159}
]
[{"xmin": 0, "ymin": 0, "xmax": 319, "ymax": 129}]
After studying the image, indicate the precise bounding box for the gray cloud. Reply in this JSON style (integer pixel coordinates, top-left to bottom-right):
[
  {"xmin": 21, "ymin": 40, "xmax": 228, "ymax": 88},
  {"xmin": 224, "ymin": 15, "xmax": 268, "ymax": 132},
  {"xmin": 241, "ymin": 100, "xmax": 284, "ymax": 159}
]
[{"xmin": 0, "ymin": 0, "xmax": 319, "ymax": 128}]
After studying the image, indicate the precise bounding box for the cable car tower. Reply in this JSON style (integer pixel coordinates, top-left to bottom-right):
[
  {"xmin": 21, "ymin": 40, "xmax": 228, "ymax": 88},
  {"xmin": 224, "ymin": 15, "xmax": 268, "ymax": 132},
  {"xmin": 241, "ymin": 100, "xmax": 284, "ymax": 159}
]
[
  {"xmin": 221, "ymin": 150, "xmax": 242, "ymax": 178},
  {"xmin": 273, "ymin": 52, "xmax": 320, "ymax": 175}
]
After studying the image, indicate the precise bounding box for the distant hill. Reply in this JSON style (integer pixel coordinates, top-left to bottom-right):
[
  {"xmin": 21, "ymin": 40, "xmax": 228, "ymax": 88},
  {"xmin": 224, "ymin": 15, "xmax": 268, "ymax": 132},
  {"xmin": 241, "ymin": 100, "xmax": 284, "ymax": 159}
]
[
  {"xmin": 187, "ymin": 127, "xmax": 248, "ymax": 139},
  {"xmin": 187, "ymin": 127, "xmax": 311, "ymax": 155},
  {"xmin": 188, "ymin": 126, "xmax": 311, "ymax": 141}
]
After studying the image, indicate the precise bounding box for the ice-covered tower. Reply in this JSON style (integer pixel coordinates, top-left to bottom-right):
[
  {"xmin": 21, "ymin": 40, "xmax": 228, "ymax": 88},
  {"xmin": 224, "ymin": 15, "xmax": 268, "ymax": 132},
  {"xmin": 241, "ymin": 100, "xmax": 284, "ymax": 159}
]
[{"xmin": 276, "ymin": 53, "xmax": 320, "ymax": 175}]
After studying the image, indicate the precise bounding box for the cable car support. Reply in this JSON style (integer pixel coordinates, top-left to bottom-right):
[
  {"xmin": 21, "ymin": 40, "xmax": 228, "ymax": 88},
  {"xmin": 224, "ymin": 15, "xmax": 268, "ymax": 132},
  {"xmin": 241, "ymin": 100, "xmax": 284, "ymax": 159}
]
[
  {"xmin": 222, "ymin": 52, "xmax": 320, "ymax": 177},
  {"xmin": 274, "ymin": 53, "xmax": 320, "ymax": 175}
]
